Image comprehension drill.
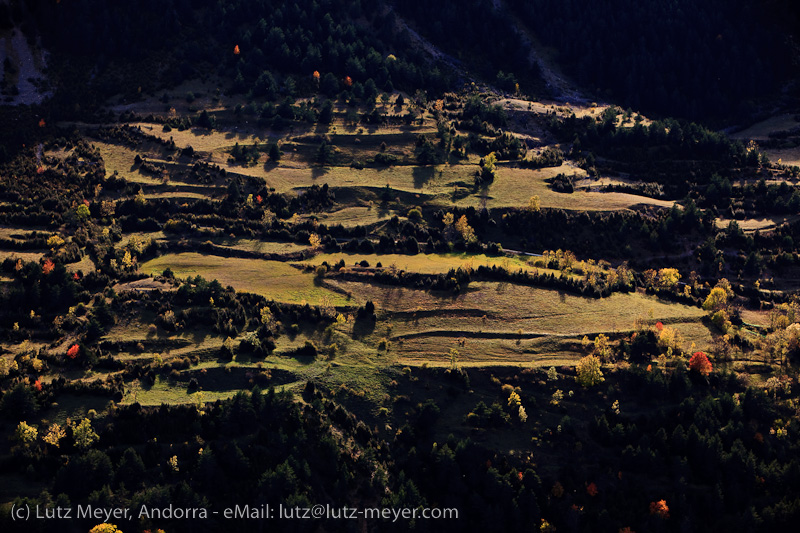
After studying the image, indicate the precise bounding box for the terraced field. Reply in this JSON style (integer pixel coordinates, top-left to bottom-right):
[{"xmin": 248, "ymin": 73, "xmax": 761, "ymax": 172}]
[
  {"xmin": 304, "ymin": 251, "xmax": 565, "ymax": 276},
  {"xmin": 326, "ymin": 279, "xmax": 710, "ymax": 365},
  {"xmin": 140, "ymin": 252, "xmax": 349, "ymax": 306}
]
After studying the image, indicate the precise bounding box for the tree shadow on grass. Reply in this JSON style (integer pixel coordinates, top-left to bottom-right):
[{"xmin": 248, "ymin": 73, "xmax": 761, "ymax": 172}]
[
  {"xmin": 189, "ymin": 127, "xmax": 214, "ymax": 137},
  {"xmin": 376, "ymin": 203, "xmax": 392, "ymax": 219},
  {"xmin": 311, "ymin": 166, "xmax": 329, "ymax": 180},
  {"xmin": 352, "ymin": 318, "xmax": 376, "ymax": 339},
  {"xmin": 412, "ymin": 166, "xmax": 435, "ymax": 189}
]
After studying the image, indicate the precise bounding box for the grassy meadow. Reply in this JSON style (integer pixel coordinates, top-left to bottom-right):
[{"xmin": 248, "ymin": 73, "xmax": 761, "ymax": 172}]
[{"xmin": 140, "ymin": 252, "xmax": 349, "ymax": 305}]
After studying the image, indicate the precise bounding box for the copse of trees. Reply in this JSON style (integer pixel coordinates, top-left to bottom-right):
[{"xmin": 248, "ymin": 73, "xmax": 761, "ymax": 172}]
[
  {"xmin": 499, "ymin": 201, "xmax": 710, "ymax": 259},
  {"xmin": 547, "ymin": 109, "xmax": 767, "ymax": 198}
]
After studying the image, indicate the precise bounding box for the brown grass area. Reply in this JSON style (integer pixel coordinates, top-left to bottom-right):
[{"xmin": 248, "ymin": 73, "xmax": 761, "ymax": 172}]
[
  {"xmin": 300, "ymin": 206, "xmax": 402, "ymax": 228},
  {"xmin": 0, "ymin": 226, "xmax": 38, "ymax": 240},
  {"xmin": 0, "ymin": 250, "xmax": 43, "ymax": 263},
  {"xmin": 307, "ymin": 252, "xmax": 560, "ymax": 276},
  {"xmin": 210, "ymin": 238, "xmax": 310, "ymax": 255},
  {"xmin": 65, "ymin": 255, "xmax": 96, "ymax": 274},
  {"xmin": 467, "ymin": 166, "xmax": 675, "ymax": 211},
  {"xmin": 730, "ymin": 114, "xmax": 800, "ymax": 141},
  {"xmin": 765, "ymin": 146, "xmax": 800, "ymax": 167},
  {"xmin": 740, "ymin": 309, "xmax": 770, "ymax": 327},
  {"xmin": 715, "ymin": 215, "xmax": 800, "ymax": 232},
  {"xmin": 93, "ymin": 140, "xmax": 160, "ymax": 184},
  {"xmin": 329, "ymin": 280, "xmax": 710, "ymax": 365},
  {"xmin": 141, "ymin": 252, "xmax": 349, "ymax": 305}
]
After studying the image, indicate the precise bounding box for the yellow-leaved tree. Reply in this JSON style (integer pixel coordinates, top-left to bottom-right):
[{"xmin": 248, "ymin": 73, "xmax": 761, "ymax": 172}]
[
  {"xmin": 576, "ymin": 355, "xmax": 604, "ymax": 387},
  {"xmin": 455, "ymin": 215, "xmax": 476, "ymax": 243},
  {"xmin": 89, "ymin": 524, "xmax": 123, "ymax": 533},
  {"xmin": 72, "ymin": 418, "xmax": 99, "ymax": 450}
]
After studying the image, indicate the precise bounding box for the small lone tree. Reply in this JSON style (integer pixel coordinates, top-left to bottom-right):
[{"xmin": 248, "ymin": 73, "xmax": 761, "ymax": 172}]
[
  {"xmin": 317, "ymin": 140, "xmax": 334, "ymax": 165},
  {"xmin": 43, "ymin": 423, "xmax": 66, "ymax": 448},
  {"xmin": 688, "ymin": 351, "xmax": 712, "ymax": 376},
  {"xmin": 14, "ymin": 421, "xmax": 38, "ymax": 452},
  {"xmin": 269, "ymin": 142, "xmax": 282, "ymax": 162},
  {"xmin": 455, "ymin": 215, "xmax": 476, "ymax": 243},
  {"xmin": 576, "ymin": 354, "xmax": 604, "ymax": 387},
  {"xmin": 702, "ymin": 287, "xmax": 727, "ymax": 312},
  {"xmin": 480, "ymin": 151, "xmax": 498, "ymax": 182},
  {"xmin": 196, "ymin": 109, "xmax": 216, "ymax": 129},
  {"xmin": 449, "ymin": 348, "xmax": 460, "ymax": 370},
  {"xmin": 75, "ymin": 203, "xmax": 90, "ymax": 220},
  {"xmin": 72, "ymin": 417, "xmax": 99, "ymax": 450}
]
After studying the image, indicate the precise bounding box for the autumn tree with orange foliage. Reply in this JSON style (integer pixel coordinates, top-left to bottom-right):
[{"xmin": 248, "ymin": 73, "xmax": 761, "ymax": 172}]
[
  {"xmin": 649, "ymin": 499, "xmax": 670, "ymax": 519},
  {"xmin": 688, "ymin": 351, "xmax": 712, "ymax": 376},
  {"xmin": 67, "ymin": 344, "xmax": 80, "ymax": 359},
  {"xmin": 42, "ymin": 259, "xmax": 55, "ymax": 275},
  {"xmin": 233, "ymin": 44, "xmax": 240, "ymax": 55}
]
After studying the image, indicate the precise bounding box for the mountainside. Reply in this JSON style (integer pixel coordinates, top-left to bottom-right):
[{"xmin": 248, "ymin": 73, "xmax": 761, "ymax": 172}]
[{"xmin": 2, "ymin": 2, "xmax": 800, "ymax": 532}]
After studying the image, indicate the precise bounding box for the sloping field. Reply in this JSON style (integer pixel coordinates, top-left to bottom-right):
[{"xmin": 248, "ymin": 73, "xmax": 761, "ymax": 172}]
[
  {"xmin": 0, "ymin": 227, "xmax": 39, "ymax": 240},
  {"xmin": 332, "ymin": 280, "xmax": 704, "ymax": 327},
  {"xmin": 715, "ymin": 215, "xmax": 800, "ymax": 232},
  {"xmin": 305, "ymin": 251, "xmax": 562, "ymax": 276},
  {"xmin": 302, "ymin": 206, "xmax": 401, "ymax": 228},
  {"xmin": 765, "ymin": 146, "xmax": 800, "ymax": 167},
  {"xmin": 0, "ymin": 250, "xmax": 44, "ymax": 263},
  {"xmin": 466, "ymin": 166, "xmax": 675, "ymax": 211},
  {"xmin": 327, "ymin": 279, "xmax": 711, "ymax": 364},
  {"xmin": 94, "ymin": 140, "xmax": 161, "ymax": 184},
  {"xmin": 210, "ymin": 238, "xmax": 310, "ymax": 255},
  {"xmin": 140, "ymin": 252, "xmax": 348, "ymax": 305},
  {"xmin": 730, "ymin": 114, "xmax": 800, "ymax": 141},
  {"xmin": 130, "ymin": 123, "xmax": 269, "ymax": 153}
]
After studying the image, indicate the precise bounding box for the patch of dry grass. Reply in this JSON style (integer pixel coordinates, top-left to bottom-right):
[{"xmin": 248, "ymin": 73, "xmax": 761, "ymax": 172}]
[{"xmin": 141, "ymin": 252, "xmax": 349, "ymax": 305}]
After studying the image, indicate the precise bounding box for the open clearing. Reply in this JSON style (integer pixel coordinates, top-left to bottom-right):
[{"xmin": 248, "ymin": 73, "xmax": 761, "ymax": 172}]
[
  {"xmin": 715, "ymin": 215, "xmax": 800, "ymax": 232},
  {"xmin": 328, "ymin": 280, "xmax": 711, "ymax": 364},
  {"xmin": 65, "ymin": 255, "xmax": 96, "ymax": 274},
  {"xmin": 333, "ymin": 280, "xmax": 705, "ymax": 329},
  {"xmin": 93, "ymin": 141, "xmax": 161, "ymax": 184},
  {"xmin": 302, "ymin": 206, "xmax": 402, "ymax": 228},
  {"xmin": 0, "ymin": 227, "xmax": 39, "ymax": 240},
  {"xmin": 730, "ymin": 113, "xmax": 800, "ymax": 141},
  {"xmin": 140, "ymin": 252, "xmax": 349, "ymax": 305},
  {"xmin": 120, "ymin": 376, "xmax": 243, "ymax": 406},
  {"xmin": 456, "ymin": 166, "xmax": 676, "ymax": 211},
  {"xmin": 209, "ymin": 238, "xmax": 310, "ymax": 255},
  {"xmin": 119, "ymin": 121, "xmax": 671, "ymax": 213},
  {"xmin": 765, "ymin": 146, "xmax": 800, "ymax": 167},
  {"xmin": 304, "ymin": 251, "xmax": 563, "ymax": 276},
  {"xmin": 0, "ymin": 250, "xmax": 44, "ymax": 263}
]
